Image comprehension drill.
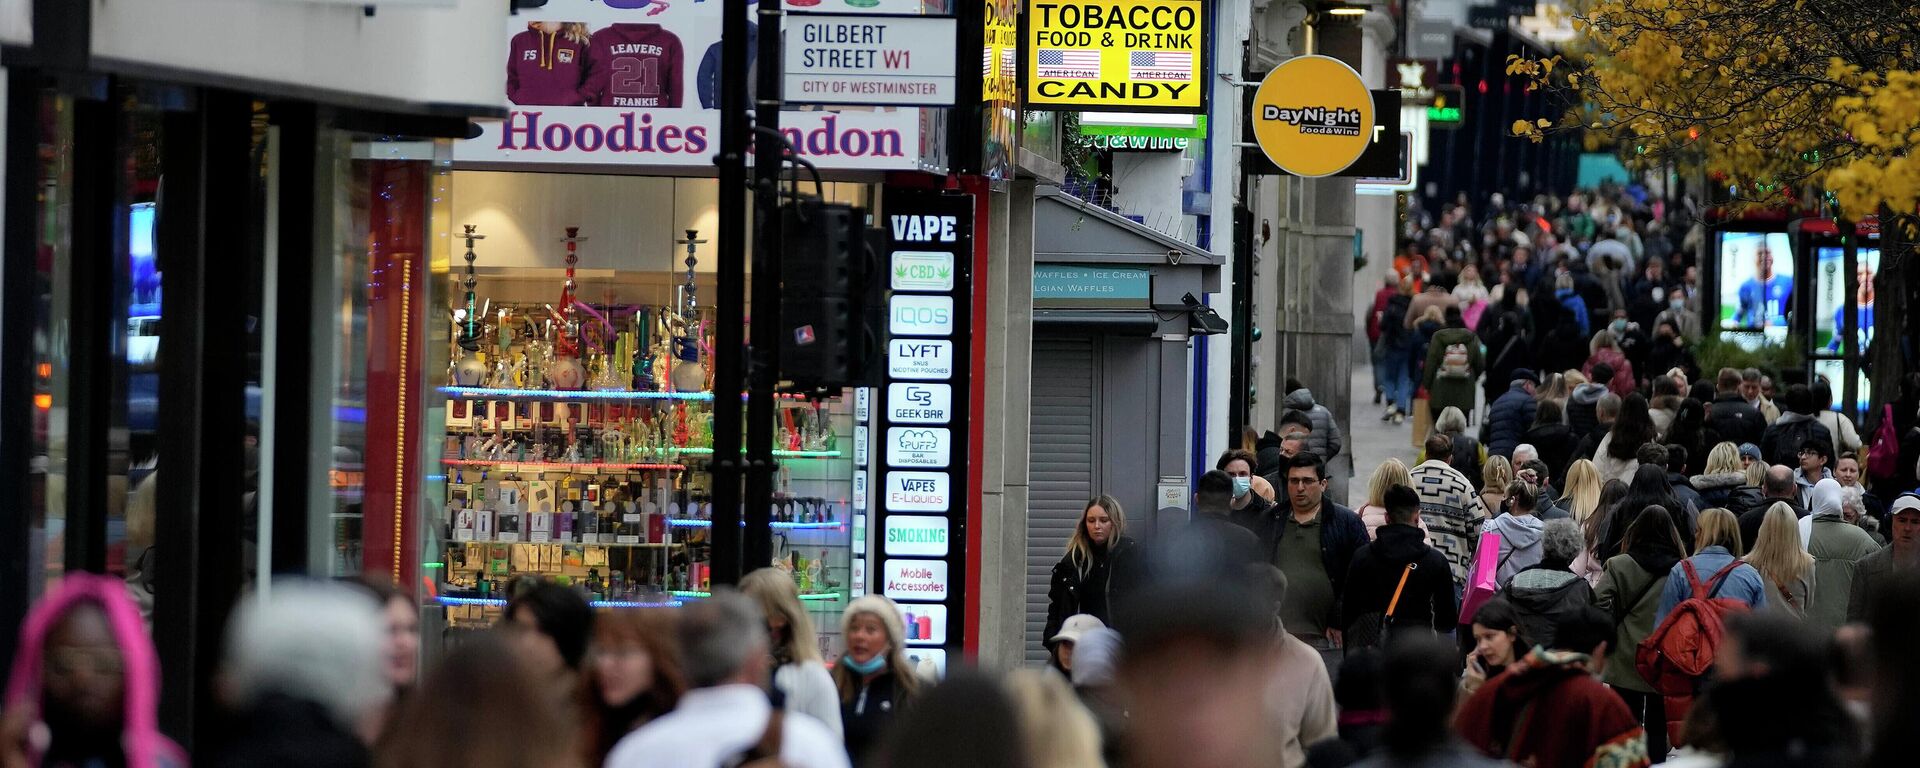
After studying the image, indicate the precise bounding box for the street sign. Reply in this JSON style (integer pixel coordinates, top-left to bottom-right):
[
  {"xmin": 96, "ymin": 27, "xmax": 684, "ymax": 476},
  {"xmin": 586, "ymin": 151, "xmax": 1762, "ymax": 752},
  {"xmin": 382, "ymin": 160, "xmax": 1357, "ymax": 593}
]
[
  {"xmin": 1429, "ymin": 84, "xmax": 1466, "ymax": 128},
  {"xmin": 784, "ymin": 14, "xmax": 959, "ymax": 107}
]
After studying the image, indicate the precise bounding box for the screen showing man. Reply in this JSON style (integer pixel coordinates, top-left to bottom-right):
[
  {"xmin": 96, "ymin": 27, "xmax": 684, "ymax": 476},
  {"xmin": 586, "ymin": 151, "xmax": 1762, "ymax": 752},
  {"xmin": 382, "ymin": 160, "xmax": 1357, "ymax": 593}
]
[
  {"xmin": 1718, "ymin": 231, "xmax": 1794, "ymax": 330},
  {"xmin": 1815, "ymin": 244, "xmax": 1879, "ymax": 355}
]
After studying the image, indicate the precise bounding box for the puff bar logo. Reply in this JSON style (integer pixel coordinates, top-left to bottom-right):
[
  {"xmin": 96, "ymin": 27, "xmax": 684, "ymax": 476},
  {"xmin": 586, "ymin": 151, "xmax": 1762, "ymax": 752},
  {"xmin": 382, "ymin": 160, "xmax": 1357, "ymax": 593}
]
[
  {"xmin": 886, "ymin": 427, "xmax": 952, "ymax": 468},
  {"xmin": 1259, "ymin": 105, "xmax": 1364, "ymax": 136}
]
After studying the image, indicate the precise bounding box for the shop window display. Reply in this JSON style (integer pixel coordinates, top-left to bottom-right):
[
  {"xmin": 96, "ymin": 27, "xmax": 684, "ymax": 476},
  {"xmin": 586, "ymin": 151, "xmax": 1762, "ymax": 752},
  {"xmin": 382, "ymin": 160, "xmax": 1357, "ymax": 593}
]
[{"xmin": 425, "ymin": 175, "xmax": 867, "ymax": 658}]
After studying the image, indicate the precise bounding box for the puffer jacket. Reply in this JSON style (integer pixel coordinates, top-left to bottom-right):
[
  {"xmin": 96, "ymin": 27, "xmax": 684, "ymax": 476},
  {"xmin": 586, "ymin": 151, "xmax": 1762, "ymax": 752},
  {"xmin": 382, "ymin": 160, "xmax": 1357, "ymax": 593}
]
[
  {"xmin": 1044, "ymin": 536, "xmax": 1145, "ymax": 643},
  {"xmin": 1282, "ymin": 388, "xmax": 1344, "ymax": 460},
  {"xmin": 1486, "ymin": 382, "xmax": 1538, "ymax": 459},
  {"xmin": 1505, "ymin": 566, "xmax": 1595, "ymax": 650},
  {"xmin": 1566, "ymin": 382, "xmax": 1609, "ymax": 437},
  {"xmin": 1691, "ymin": 472, "xmax": 1765, "ymax": 518}
]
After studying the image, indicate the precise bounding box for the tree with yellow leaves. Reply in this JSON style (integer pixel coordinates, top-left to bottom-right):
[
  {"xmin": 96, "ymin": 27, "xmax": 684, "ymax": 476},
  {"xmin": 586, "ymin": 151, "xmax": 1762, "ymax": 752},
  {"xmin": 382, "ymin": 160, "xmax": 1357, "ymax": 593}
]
[{"xmin": 1513, "ymin": 0, "xmax": 1920, "ymax": 419}]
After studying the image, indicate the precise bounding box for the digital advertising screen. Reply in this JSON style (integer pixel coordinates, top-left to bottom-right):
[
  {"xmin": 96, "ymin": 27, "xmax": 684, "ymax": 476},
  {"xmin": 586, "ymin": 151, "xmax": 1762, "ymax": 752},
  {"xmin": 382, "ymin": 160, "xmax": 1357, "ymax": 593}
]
[
  {"xmin": 1717, "ymin": 231, "xmax": 1794, "ymax": 333},
  {"xmin": 1813, "ymin": 243, "xmax": 1879, "ymax": 355},
  {"xmin": 1813, "ymin": 359, "xmax": 1872, "ymax": 418}
]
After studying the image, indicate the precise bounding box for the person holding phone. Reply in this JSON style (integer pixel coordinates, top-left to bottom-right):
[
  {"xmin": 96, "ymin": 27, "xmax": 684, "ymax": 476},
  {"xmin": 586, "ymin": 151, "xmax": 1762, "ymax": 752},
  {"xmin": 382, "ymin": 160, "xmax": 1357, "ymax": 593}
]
[{"xmin": 1462, "ymin": 599, "xmax": 1523, "ymax": 697}]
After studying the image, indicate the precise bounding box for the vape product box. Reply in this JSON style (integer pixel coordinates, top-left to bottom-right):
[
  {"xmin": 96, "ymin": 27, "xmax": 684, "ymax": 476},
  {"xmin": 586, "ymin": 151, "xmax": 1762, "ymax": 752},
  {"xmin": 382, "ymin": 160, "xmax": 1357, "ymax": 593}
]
[
  {"xmin": 452, "ymin": 506, "xmax": 477, "ymax": 542},
  {"xmin": 528, "ymin": 508, "xmax": 554, "ymax": 543},
  {"xmin": 474, "ymin": 508, "xmax": 496, "ymax": 542},
  {"xmin": 496, "ymin": 508, "xmax": 522, "ymax": 543}
]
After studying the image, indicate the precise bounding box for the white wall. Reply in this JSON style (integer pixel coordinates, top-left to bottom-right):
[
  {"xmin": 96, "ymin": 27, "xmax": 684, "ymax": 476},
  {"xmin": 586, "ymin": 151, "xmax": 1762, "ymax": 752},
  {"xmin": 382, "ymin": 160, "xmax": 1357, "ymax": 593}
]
[
  {"xmin": 1353, "ymin": 12, "xmax": 1398, "ymax": 360},
  {"xmin": 90, "ymin": 0, "xmax": 504, "ymax": 109},
  {"xmin": 0, "ymin": 0, "xmax": 26, "ymax": 47},
  {"xmin": 1110, "ymin": 152, "xmax": 1186, "ymax": 234}
]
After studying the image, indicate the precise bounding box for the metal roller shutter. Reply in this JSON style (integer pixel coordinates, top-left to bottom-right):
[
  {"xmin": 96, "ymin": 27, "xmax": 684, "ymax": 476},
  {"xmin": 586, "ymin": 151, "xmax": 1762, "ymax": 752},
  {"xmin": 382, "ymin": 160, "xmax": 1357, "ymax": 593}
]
[{"xmin": 1026, "ymin": 336, "xmax": 1098, "ymax": 665}]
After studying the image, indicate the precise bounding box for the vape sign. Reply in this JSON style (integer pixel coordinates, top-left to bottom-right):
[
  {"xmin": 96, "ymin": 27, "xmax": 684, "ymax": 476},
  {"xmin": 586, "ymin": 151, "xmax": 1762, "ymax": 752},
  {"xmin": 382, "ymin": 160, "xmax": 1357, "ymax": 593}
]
[
  {"xmin": 889, "ymin": 339, "xmax": 955, "ymax": 380},
  {"xmin": 886, "ymin": 427, "xmax": 952, "ymax": 468},
  {"xmin": 875, "ymin": 189, "xmax": 973, "ymax": 671},
  {"xmin": 889, "ymin": 295, "xmax": 956, "ymax": 336},
  {"xmin": 883, "ymin": 559, "xmax": 949, "ymax": 600},
  {"xmin": 887, "ymin": 383, "xmax": 953, "ymax": 423},
  {"xmin": 886, "ymin": 471, "xmax": 951, "ymax": 512}
]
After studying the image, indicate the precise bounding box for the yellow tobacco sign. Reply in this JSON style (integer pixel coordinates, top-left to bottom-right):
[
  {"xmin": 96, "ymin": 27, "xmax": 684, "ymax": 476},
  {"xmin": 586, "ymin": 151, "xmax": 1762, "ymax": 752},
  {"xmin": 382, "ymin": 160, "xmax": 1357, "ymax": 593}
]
[
  {"xmin": 1251, "ymin": 55, "xmax": 1375, "ymax": 177},
  {"xmin": 1022, "ymin": 0, "xmax": 1207, "ymax": 113}
]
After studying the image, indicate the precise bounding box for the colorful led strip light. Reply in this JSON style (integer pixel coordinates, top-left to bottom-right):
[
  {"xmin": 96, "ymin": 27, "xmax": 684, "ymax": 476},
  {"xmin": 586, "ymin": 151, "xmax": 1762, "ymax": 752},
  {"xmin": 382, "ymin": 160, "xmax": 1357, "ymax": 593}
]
[
  {"xmin": 436, "ymin": 595, "xmax": 683, "ymax": 609},
  {"xmin": 666, "ymin": 519, "xmax": 845, "ymax": 530},
  {"xmin": 439, "ymin": 386, "xmax": 713, "ymax": 401},
  {"xmin": 670, "ymin": 591, "xmax": 841, "ymax": 601}
]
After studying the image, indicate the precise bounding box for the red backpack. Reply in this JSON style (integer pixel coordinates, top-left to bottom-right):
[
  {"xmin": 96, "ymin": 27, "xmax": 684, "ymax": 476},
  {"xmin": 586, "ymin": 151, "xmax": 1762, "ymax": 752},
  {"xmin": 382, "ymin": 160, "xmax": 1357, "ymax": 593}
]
[{"xmin": 1636, "ymin": 560, "xmax": 1751, "ymax": 746}]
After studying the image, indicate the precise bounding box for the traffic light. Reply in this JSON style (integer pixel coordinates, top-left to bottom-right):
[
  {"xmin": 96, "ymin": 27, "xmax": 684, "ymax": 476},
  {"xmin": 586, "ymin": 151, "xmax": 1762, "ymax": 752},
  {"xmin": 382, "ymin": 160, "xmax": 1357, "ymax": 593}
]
[{"xmin": 779, "ymin": 199, "xmax": 879, "ymax": 390}]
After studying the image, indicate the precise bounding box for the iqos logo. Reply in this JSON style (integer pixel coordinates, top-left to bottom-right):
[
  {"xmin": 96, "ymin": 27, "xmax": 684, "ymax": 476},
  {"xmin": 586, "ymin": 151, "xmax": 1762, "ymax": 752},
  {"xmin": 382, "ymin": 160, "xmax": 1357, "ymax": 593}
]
[{"xmin": 890, "ymin": 295, "xmax": 955, "ymax": 336}]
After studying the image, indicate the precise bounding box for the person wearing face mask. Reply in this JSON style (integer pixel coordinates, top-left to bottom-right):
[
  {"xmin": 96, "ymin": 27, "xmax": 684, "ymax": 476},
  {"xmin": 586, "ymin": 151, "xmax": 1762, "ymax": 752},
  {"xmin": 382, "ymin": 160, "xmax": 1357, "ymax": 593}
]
[
  {"xmin": 835, "ymin": 596, "xmax": 922, "ymax": 765},
  {"xmin": 1218, "ymin": 448, "xmax": 1276, "ymax": 519},
  {"xmin": 1044, "ymin": 495, "xmax": 1143, "ymax": 647}
]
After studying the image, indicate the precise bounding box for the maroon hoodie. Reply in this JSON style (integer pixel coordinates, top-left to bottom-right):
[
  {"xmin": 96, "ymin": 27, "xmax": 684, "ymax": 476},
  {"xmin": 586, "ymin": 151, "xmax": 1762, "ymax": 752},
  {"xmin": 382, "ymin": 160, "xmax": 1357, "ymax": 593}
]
[
  {"xmin": 507, "ymin": 27, "xmax": 589, "ymax": 106},
  {"xmin": 583, "ymin": 23, "xmax": 685, "ymax": 108}
]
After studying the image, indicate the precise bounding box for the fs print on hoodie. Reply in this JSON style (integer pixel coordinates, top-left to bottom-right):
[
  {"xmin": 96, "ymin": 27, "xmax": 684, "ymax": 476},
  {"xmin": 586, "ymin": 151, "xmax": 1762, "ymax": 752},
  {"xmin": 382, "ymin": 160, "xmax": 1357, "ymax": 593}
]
[
  {"xmin": 508, "ymin": 26, "xmax": 590, "ymax": 106},
  {"xmin": 584, "ymin": 23, "xmax": 686, "ymax": 108}
]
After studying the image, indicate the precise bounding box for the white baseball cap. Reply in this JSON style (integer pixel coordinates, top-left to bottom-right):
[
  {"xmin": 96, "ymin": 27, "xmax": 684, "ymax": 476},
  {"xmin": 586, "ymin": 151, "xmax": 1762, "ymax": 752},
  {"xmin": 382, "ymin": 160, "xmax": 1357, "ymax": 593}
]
[
  {"xmin": 1892, "ymin": 494, "xmax": 1920, "ymax": 516},
  {"xmin": 1050, "ymin": 614, "xmax": 1107, "ymax": 647}
]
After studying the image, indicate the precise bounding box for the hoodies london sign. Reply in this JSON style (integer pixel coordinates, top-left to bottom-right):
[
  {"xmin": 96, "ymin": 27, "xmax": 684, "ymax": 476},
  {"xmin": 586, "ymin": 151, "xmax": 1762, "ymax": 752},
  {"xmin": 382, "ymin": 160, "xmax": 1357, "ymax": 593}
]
[{"xmin": 1251, "ymin": 55, "xmax": 1375, "ymax": 177}]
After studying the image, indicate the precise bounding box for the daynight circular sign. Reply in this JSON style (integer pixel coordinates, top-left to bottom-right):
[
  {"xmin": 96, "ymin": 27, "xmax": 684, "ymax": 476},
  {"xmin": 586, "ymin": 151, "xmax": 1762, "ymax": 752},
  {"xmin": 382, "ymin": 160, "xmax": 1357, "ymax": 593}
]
[{"xmin": 1251, "ymin": 55, "xmax": 1374, "ymax": 177}]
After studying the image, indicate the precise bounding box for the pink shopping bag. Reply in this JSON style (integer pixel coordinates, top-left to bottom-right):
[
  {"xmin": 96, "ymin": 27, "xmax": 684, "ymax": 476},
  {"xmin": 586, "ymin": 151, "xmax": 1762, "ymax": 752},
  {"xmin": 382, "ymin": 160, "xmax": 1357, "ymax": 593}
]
[{"xmin": 1457, "ymin": 530, "xmax": 1505, "ymax": 625}]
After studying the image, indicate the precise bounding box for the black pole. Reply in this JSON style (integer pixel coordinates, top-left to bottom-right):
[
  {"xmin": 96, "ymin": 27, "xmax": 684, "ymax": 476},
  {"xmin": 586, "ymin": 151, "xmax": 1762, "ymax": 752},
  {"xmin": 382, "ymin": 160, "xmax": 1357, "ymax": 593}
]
[
  {"xmin": 1841, "ymin": 219, "xmax": 1859, "ymax": 419},
  {"xmin": 744, "ymin": 0, "xmax": 784, "ymax": 573},
  {"xmin": 0, "ymin": 69, "xmax": 42, "ymax": 673},
  {"xmin": 710, "ymin": 0, "xmax": 751, "ymax": 586}
]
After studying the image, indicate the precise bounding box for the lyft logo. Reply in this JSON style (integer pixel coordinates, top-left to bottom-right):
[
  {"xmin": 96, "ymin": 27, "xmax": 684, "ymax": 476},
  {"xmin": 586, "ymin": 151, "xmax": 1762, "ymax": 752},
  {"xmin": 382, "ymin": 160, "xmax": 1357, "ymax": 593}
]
[{"xmin": 889, "ymin": 339, "xmax": 954, "ymax": 380}]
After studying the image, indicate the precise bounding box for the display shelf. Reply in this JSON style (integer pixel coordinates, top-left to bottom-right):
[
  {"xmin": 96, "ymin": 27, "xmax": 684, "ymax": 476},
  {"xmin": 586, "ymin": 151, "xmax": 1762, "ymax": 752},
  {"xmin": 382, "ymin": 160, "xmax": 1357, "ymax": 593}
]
[
  {"xmin": 670, "ymin": 590, "xmax": 843, "ymax": 601},
  {"xmin": 436, "ymin": 595, "xmax": 684, "ymax": 609},
  {"xmin": 666, "ymin": 519, "xmax": 845, "ymax": 530},
  {"xmin": 443, "ymin": 539, "xmax": 684, "ymax": 550},
  {"xmin": 439, "ymin": 458, "xmax": 688, "ymax": 472},
  {"xmin": 440, "ymin": 386, "xmax": 712, "ymax": 402},
  {"xmin": 674, "ymin": 448, "xmax": 844, "ymax": 459},
  {"xmin": 440, "ymin": 387, "xmax": 837, "ymax": 403}
]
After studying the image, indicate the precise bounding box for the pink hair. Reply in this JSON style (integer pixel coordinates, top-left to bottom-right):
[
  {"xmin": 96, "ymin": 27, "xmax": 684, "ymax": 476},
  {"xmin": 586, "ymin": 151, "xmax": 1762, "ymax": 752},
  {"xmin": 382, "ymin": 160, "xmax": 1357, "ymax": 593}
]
[{"xmin": 4, "ymin": 573, "xmax": 185, "ymax": 768}]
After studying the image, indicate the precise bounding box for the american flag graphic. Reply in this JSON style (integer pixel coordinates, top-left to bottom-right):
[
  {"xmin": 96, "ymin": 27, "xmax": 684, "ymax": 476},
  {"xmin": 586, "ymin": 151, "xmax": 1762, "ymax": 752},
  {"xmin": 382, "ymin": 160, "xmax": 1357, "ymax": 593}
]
[
  {"xmin": 983, "ymin": 47, "xmax": 993, "ymax": 75},
  {"xmin": 1128, "ymin": 50, "xmax": 1193, "ymax": 81},
  {"xmin": 1037, "ymin": 49, "xmax": 1102, "ymax": 79},
  {"xmin": 999, "ymin": 48, "xmax": 1016, "ymax": 79}
]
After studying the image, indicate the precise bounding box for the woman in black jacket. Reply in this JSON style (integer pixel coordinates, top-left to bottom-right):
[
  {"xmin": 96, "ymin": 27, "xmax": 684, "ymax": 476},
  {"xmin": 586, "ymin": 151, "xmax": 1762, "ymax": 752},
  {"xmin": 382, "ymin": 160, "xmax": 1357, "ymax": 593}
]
[{"xmin": 1044, "ymin": 495, "xmax": 1142, "ymax": 645}]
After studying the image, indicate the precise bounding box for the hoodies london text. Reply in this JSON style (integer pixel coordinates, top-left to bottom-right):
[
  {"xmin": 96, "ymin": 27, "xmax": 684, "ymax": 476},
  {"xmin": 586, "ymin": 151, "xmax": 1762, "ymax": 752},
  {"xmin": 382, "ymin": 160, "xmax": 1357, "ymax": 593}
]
[{"xmin": 3, "ymin": 573, "xmax": 185, "ymax": 768}]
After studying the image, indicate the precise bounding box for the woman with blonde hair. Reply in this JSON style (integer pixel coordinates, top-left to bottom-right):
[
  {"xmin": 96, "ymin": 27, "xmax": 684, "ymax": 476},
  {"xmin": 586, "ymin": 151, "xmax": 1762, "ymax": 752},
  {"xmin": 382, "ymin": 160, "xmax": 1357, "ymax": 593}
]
[
  {"xmin": 741, "ymin": 567, "xmax": 843, "ymax": 736},
  {"xmin": 1480, "ymin": 456, "xmax": 1514, "ymax": 517},
  {"xmin": 1355, "ymin": 458, "xmax": 1429, "ymax": 541},
  {"xmin": 1044, "ymin": 496, "xmax": 1141, "ymax": 647},
  {"xmin": 1657, "ymin": 509, "xmax": 1768, "ymax": 623},
  {"xmin": 1692, "ymin": 442, "xmax": 1764, "ymax": 514},
  {"xmin": 1005, "ymin": 669, "xmax": 1105, "ymax": 768},
  {"xmin": 1744, "ymin": 502, "xmax": 1815, "ymax": 618},
  {"xmin": 836, "ymin": 595, "xmax": 923, "ymax": 763},
  {"xmin": 1557, "ymin": 459, "xmax": 1604, "ymax": 524}
]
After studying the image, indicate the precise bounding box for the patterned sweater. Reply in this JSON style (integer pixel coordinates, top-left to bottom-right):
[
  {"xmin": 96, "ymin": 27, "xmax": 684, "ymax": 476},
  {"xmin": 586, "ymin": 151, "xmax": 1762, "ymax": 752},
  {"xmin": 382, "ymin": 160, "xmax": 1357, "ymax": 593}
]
[{"xmin": 1410, "ymin": 460, "xmax": 1490, "ymax": 586}]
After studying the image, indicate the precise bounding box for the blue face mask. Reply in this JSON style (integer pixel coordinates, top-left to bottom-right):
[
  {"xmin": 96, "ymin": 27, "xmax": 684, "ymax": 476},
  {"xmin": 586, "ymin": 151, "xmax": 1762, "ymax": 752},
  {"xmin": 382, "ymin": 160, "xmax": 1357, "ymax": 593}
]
[
  {"xmin": 843, "ymin": 652, "xmax": 888, "ymax": 676},
  {"xmin": 1232, "ymin": 476, "xmax": 1253, "ymax": 498}
]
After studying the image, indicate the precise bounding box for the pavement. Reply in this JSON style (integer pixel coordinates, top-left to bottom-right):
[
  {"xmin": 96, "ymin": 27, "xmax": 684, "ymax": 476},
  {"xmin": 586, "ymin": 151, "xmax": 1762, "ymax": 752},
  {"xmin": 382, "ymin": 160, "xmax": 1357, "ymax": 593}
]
[{"xmin": 1344, "ymin": 361, "xmax": 1424, "ymax": 507}]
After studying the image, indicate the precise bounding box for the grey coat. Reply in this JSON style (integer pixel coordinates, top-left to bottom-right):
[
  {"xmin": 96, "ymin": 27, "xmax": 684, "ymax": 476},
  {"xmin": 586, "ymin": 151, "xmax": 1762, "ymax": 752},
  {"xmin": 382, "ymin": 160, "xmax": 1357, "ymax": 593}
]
[{"xmin": 1283, "ymin": 388, "xmax": 1345, "ymax": 460}]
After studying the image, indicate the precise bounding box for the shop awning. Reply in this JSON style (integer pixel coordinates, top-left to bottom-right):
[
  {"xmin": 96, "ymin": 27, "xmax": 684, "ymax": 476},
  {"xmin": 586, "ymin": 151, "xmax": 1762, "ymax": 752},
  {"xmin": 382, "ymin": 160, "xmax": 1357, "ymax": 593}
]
[
  {"xmin": 1033, "ymin": 186, "xmax": 1225, "ymax": 270},
  {"xmin": 1031, "ymin": 186, "xmax": 1224, "ymax": 336}
]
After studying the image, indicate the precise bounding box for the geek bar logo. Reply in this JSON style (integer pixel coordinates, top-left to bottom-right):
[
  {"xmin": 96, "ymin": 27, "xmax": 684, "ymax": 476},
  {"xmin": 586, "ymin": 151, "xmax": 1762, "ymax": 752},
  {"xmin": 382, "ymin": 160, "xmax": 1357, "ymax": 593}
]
[{"xmin": 1260, "ymin": 105, "xmax": 1363, "ymax": 136}]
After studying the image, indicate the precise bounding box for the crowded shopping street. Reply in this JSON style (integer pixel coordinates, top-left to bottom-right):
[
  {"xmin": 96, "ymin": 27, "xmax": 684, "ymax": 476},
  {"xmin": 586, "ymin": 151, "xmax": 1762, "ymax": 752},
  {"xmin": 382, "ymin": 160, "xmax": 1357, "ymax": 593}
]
[{"xmin": 3, "ymin": 0, "xmax": 1919, "ymax": 767}]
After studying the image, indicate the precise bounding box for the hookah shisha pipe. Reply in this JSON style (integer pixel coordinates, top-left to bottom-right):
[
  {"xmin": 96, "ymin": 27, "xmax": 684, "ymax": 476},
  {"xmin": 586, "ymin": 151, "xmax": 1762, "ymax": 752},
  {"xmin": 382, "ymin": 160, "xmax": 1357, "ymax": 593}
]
[
  {"xmin": 451, "ymin": 226, "xmax": 489, "ymax": 400},
  {"xmin": 548, "ymin": 227, "xmax": 588, "ymax": 392}
]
